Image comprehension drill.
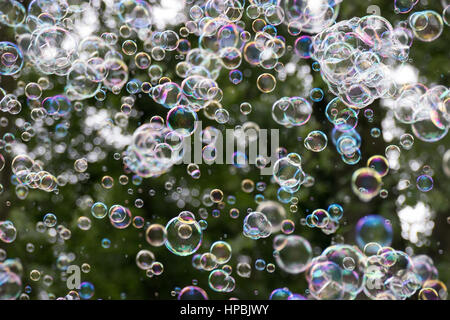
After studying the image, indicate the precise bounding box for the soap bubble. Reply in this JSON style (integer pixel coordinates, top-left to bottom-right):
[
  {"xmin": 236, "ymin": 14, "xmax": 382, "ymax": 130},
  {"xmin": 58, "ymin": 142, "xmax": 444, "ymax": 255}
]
[
  {"xmin": 416, "ymin": 174, "xmax": 433, "ymax": 192},
  {"xmin": 178, "ymin": 286, "xmax": 208, "ymax": 300},
  {"xmin": 0, "ymin": 221, "xmax": 17, "ymax": 243},
  {"xmin": 257, "ymin": 73, "xmax": 276, "ymax": 93},
  {"xmin": 355, "ymin": 215, "xmax": 393, "ymax": 249},
  {"xmin": 304, "ymin": 131, "xmax": 328, "ymax": 152},
  {"xmin": 351, "ymin": 168, "xmax": 382, "ymax": 202},
  {"xmin": 43, "ymin": 213, "xmax": 57, "ymax": 228},
  {"xmin": 210, "ymin": 241, "xmax": 232, "ymax": 264},
  {"xmin": 91, "ymin": 202, "xmax": 108, "ymax": 219},
  {"xmin": 256, "ymin": 200, "xmax": 286, "ymax": 232},
  {"xmin": 145, "ymin": 224, "xmax": 167, "ymax": 247},
  {"xmin": 208, "ymin": 269, "xmax": 235, "ymax": 293},
  {"xmin": 367, "ymin": 156, "xmax": 389, "ymax": 178},
  {"xmin": 136, "ymin": 249, "xmax": 156, "ymax": 270},
  {"xmin": 272, "ymin": 96, "xmax": 312, "ymax": 127},
  {"xmin": 273, "ymin": 234, "xmax": 312, "ymax": 274},
  {"xmin": 79, "ymin": 282, "xmax": 95, "ymax": 299},
  {"xmin": 165, "ymin": 211, "xmax": 202, "ymax": 256},
  {"xmin": 167, "ymin": 105, "xmax": 198, "ymax": 137}
]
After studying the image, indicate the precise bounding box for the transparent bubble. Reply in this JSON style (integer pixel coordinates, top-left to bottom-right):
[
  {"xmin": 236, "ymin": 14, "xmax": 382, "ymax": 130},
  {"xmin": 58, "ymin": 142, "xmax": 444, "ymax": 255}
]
[
  {"xmin": 409, "ymin": 11, "xmax": 444, "ymax": 42},
  {"xmin": 355, "ymin": 215, "xmax": 393, "ymax": 249},
  {"xmin": 43, "ymin": 213, "xmax": 57, "ymax": 228},
  {"xmin": 178, "ymin": 286, "xmax": 208, "ymax": 300},
  {"xmin": 399, "ymin": 133, "xmax": 414, "ymax": 150},
  {"xmin": 257, "ymin": 73, "xmax": 276, "ymax": 93},
  {"xmin": 367, "ymin": 155, "xmax": 389, "ymax": 178},
  {"xmin": 91, "ymin": 202, "xmax": 107, "ymax": 219},
  {"xmin": 74, "ymin": 158, "xmax": 88, "ymax": 173}
]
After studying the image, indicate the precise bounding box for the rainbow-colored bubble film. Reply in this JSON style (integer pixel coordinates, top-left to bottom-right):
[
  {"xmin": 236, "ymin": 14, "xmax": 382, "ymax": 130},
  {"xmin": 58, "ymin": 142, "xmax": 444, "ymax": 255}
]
[{"xmin": 0, "ymin": 0, "xmax": 448, "ymax": 301}]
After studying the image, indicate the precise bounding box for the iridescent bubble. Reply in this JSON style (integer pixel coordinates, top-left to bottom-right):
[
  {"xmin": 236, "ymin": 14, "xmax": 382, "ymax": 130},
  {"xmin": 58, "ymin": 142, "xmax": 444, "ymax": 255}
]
[
  {"xmin": 272, "ymin": 96, "xmax": 312, "ymax": 127},
  {"xmin": 209, "ymin": 189, "xmax": 224, "ymax": 203},
  {"xmin": 0, "ymin": 1, "xmax": 26, "ymax": 27},
  {"xmin": 0, "ymin": 221, "xmax": 17, "ymax": 243},
  {"xmin": 240, "ymin": 102, "xmax": 252, "ymax": 115},
  {"xmin": 208, "ymin": 269, "xmax": 235, "ymax": 293},
  {"xmin": 134, "ymin": 52, "xmax": 151, "ymax": 69},
  {"xmin": 269, "ymin": 288, "xmax": 292, "ymax": 300},
  {"xmin": 77, "ymin": 216, "xmax": 92, "ymax": 231},
  {"xmin": 419, "ymin": 287, "xmax": 439, "ymax": 300},
  {"xmin": 243, "ymin": 211, "xmax": 272, "ymax": 240},
  {"xmin": 178, "ymin": 286, "xmax": 208, "ymax": 300},
  {"xmin": 422, "ymin": 280, "xmax": 448, "ymax": 300},
  {"xmin": 210, "ymin": 241, "xmax": 232, "ymax": 265},
  {"xmin": 43, "ymin": 213, "xmax": 57, "ymax": 228},
  {"xmin": 256, "ymin": 73, "xmax": 276, "ymax": 93},
  {"xmin": 136, "ymin": 249, "xmax": 155, "ymax": 270},
  {"xmin": 294, "ymin": 35, "xmax": 312, "ymax": 59},
  {"xmin": 74, "ymin": 158, "xmax": 88, "ymax": 173},
  {"xmin": 399, "ymin": 133, "xmax": 414, "ymax": 150},
  {"xmin": 328, "ymin": 204, "xmax": 344, "ymax": 221},
  {"xmin": 351, "ymin": 168, "xmax": 382, "ymax": 202},
  {"xmin": 273, "ymin": 153, "xmax": 304, "ymax": 190},
  {"xmin": 281, "ymin": 219, "xmax": 295, "ymax": 234},
  {"xmin": 273, "ymin": 234, "xmax": 312, "ymax": 274},
  {"xmin": 122, "ymin": 40, "xmax": 137, "ymax": 55},
  {"xmin": 325, "ymin": 98, "xmax": 358, "ymax": 132},
  {"xmin": 367, "ymin": 155, "xmax": 389, "ymax": 178},
  {"xmin": 311, "ymin": 209, "xmax": 330, "ymax": 228},
  {"xmin": 167, "ymin": 105, "xmax": 198, "ymax": 137},
  {"xmin": 444, "ymin": 5, "xmax": 450, "ymax": 26},
  {"xmin": 91, "ymin": 202, "xmax": 107, "ymax": 219},
  {"xmin": 229, "ymin": 69, "xmax": 243, "ymax": 84},
  {"xmin": 304, "ymin": 130, "xmax": 328, "ymax": 152},
  {"xmin": 409, "ymin": 11, "xmax": 444, "ymax": 42},
  {"xmin": 0, "ymin": 41, "xmax": 23, "ymax": 75},
  {"xmin": 310, "ymin": 88, "xmax": 324, "ymax": 102},
  {"xmin": 165, "ymin": 211, "xmax": 202, "ymax": 256},
  {"xmin": 394, "ymin": 0, "xmax": 419, "ymax": 14},
  {"xmin": 24, "ymin": 83, "xmax": 42, "ymax": 100}
]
